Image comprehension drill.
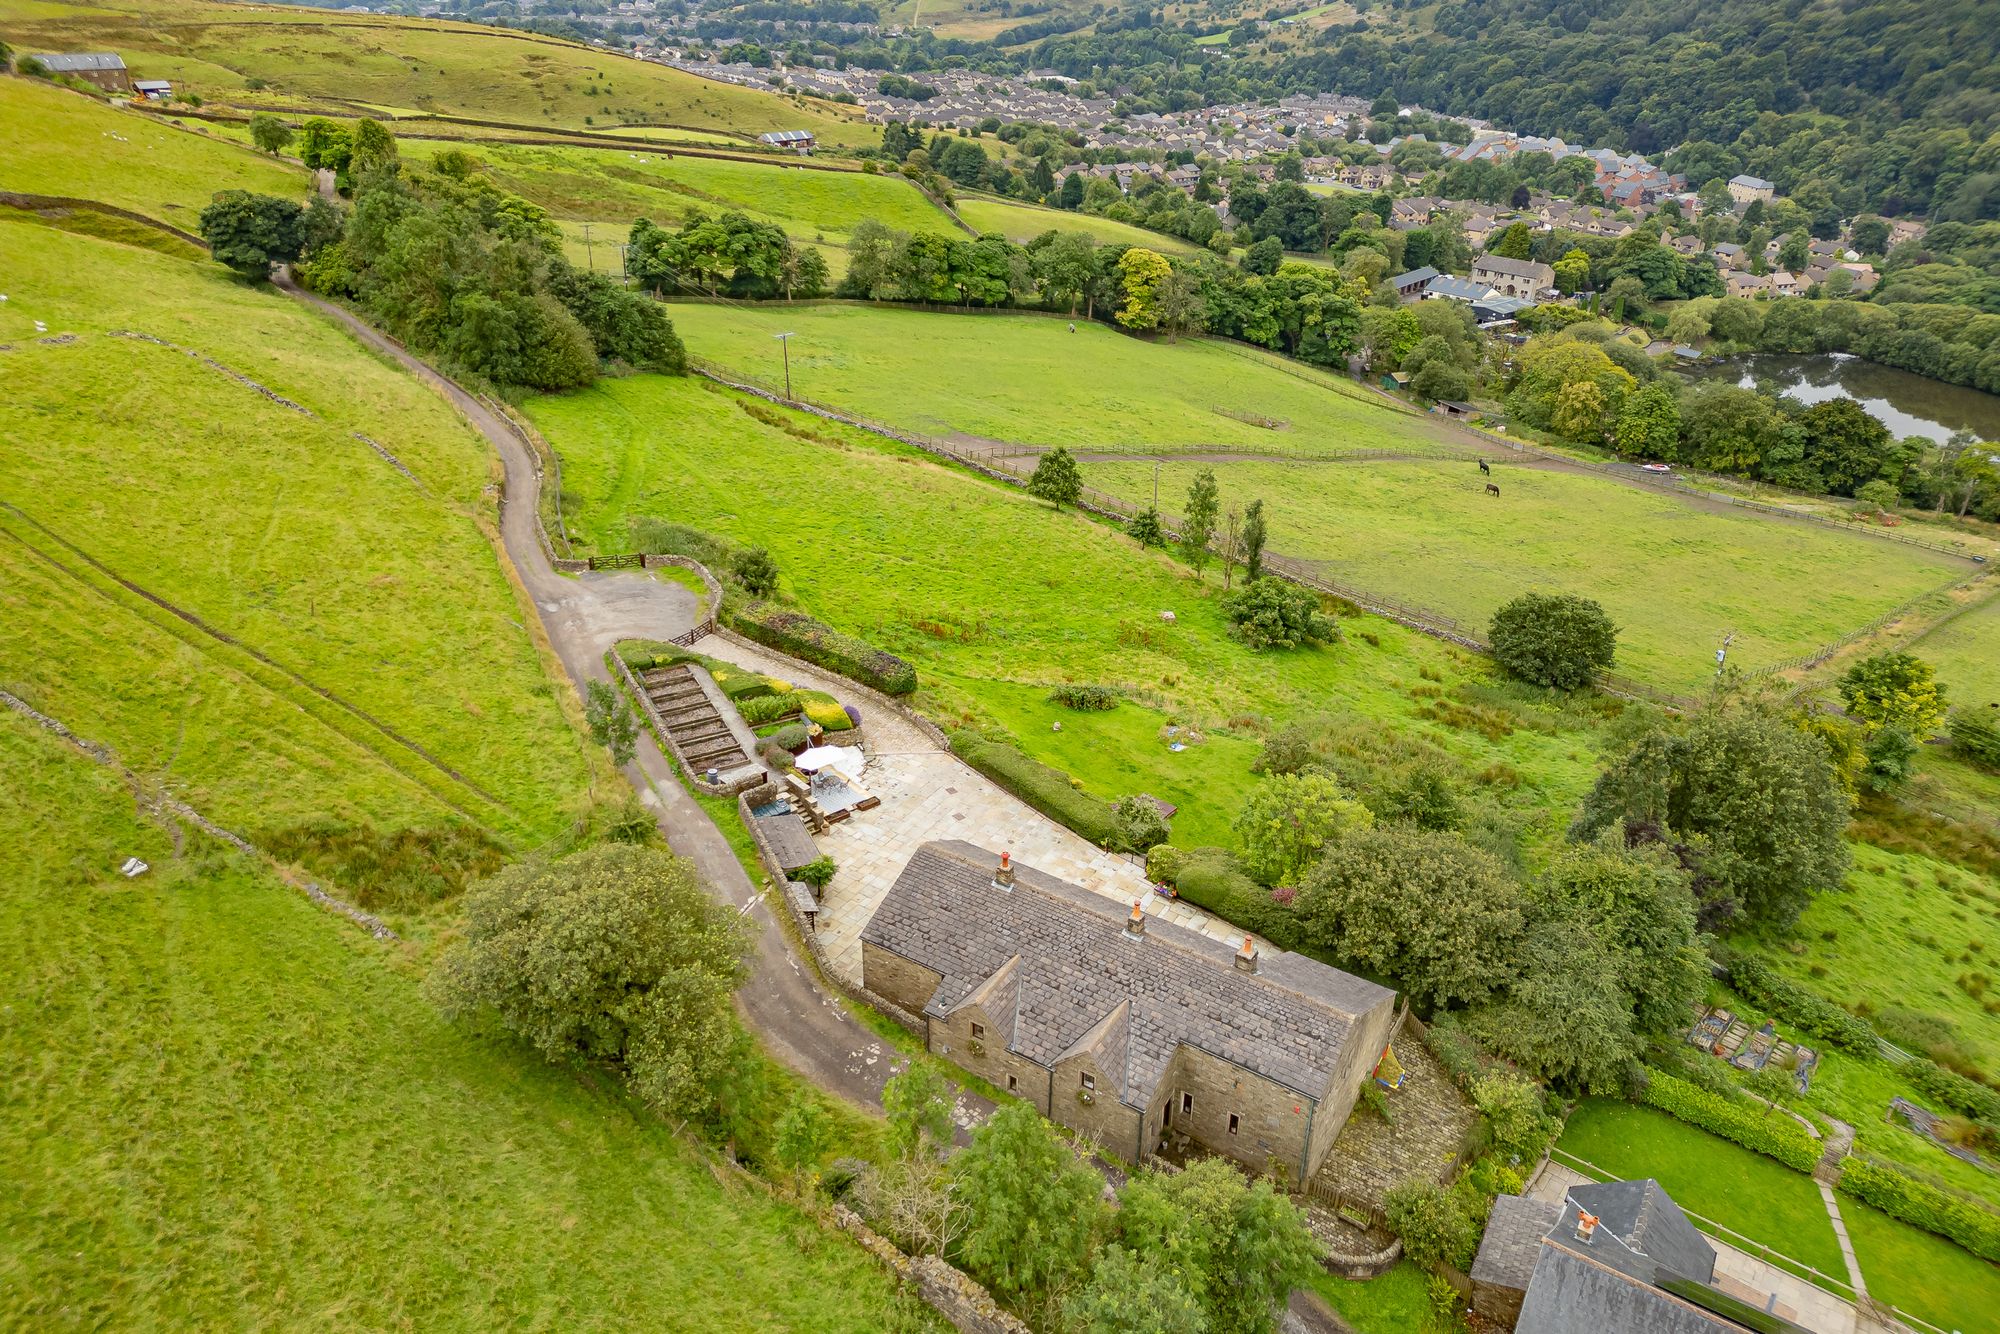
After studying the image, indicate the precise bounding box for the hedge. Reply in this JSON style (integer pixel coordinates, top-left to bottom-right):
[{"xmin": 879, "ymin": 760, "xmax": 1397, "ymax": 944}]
[
  {"xmin": 1726, "ymin": 954, "xmax": 1880, "ymax": 1056},
  {"xmin": 1639, "ymin": 1070, "xmax": 1821, "ymax": 1173},
  {"xmin": 1172, "ymin": 847, "xmax": 1302, "ymax": 949},
  {"xmin": 726, "ymin": 601, "xmax": 917, "ymax": 696},
  {"xmin": 1837, "ymin": 1156, "xmax": 2000, "ymax": 1262},
  {"xmin": 1901, "ymin": 1057, "xmax": 2000, "ymax": 1125},
  {"xmin": 617, "ymin": 640, "xmax": 698, "ymax": 672},
  {"xmin": 1948, "ymin": 709, "xmax": 2000, "ymax": 771},
  {"xmin": 948, "ymin": 730, "xmax": 1118, "ymax": 846}
]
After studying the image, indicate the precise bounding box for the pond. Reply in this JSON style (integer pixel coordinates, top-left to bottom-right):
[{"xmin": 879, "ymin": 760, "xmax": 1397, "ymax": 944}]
[{"xmin": 1683, "ymin": 353, "xmax": 2000, "ymax": 444}]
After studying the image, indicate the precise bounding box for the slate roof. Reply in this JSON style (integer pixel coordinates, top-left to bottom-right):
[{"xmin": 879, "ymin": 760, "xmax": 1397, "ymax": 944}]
[
  {"xmin": 1425, "ymin": 275, "xmax": 1495, "ymax": 302},
  {"xmin": 1391, "ymin": 265, "xmax": 1440, "ymax": 288},
  {"xmin": 1515, "ymin": 1244, "xmax": 1747, "ymax": 1334},
  {"xmin": 33, "ymin": 51, "xmax": 126, "ymax": 72},
  {"xmin": 1472, "ymin": 254, "xmax": 1552, "ymax": 279},
  {"xmin": 1470, "ymin": 1194, "xmax": 1564, "ymax": 1291},
  {"xmin": 1569, "ymin": 1179, "xmax": 1716, "ymax": 1284},
  {"xmin": 862, "ymin": 841, "xmax": 1395, "ymax": 1109}
]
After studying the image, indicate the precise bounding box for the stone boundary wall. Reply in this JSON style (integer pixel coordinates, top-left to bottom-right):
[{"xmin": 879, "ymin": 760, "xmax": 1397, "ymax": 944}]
[
  {"xmin": 1, "ymin": 688, "xmax": 396, "ymax": 941},
  {"xmin": 1320, "ymin": 1233, "xmax": 1404, "ymax": 1281},
  {"xmin": 0, "ymin": 190, "xmax": 208, "ymax": 249},
  {"xmin": 827, "ymin": 1204, "xmax": 1031, "ymax": 1334}
]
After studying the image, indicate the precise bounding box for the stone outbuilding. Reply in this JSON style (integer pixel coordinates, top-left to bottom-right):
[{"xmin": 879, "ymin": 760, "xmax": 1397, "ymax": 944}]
[{"xmin": 860, "ymin": 840, "xmax": 1397, "ymax": 1179}]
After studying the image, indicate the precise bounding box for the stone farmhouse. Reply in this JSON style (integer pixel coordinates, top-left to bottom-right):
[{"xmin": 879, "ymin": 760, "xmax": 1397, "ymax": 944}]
[
  {"xmin": 1470, "ymin": 254, "xmax": 1555, "ymax": 300},
  {"xmin": 860, "ymin": 841, "xmax": 1398, "ymax": 1178}
]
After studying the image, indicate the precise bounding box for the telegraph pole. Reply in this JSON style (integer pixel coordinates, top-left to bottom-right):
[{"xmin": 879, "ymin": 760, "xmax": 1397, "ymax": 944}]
[
  {"xmin": 582, "ymin": 222, "xmax": 595, "ymax": 272},
  {"xmin": 774, "ymin": 331, "xmax": 796, "ymax": 400}
]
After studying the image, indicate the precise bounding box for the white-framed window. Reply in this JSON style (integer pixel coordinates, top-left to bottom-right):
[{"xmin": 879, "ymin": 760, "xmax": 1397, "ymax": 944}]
[
  {"xmin": 1227, "ymin": 1113, "xmax": 1240, "ymax": 1136},
  {"xmin": 1080, "ymin": 1073, "xmax": 1096, "ymax": 1092}
]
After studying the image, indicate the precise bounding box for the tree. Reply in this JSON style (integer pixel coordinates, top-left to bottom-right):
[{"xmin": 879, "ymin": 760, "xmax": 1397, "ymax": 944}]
[
  {"xmin": 1029, "ymin": 446, "xmax": 1084, "ymax": 510},
  {"xmin": 1296, "ymin": 824, "xmax": 1523, "ymax": 1007},
  {"xmin": 1030, "ymin": 231, "xmax": 1097, "ymax": 313},
  {"xmin": 1156, "ymin": 270, "xmax": 1206, "ymax": 342},
  {"xmin": 1383, "ymin": 1179, "xmax": 1475, "ymax": 1270},
  {"xmin": 248, "ymin": 111, "xmax": 293, "ymax": 156},
  {"xmin": 1223, "ymin": 579, "xmax": 1338, "ymax": 652},
  {"xmin": 296, "ymin": 117, "xmax": 352, "ymax": 178},
  {"xmin": 1778, "ymin": 231, "xmax": 1809, "ymax": 273},
  {"xmin": 1488, "ymin": 592, "xmax": 1616, "ymax": 689},
  {"xmin": 1065, "ymin": 1246, "xmax": 1206, "ymax": 1334},
  {"xmin": 1572, "ymin": 705, "xmax": 1852, "ymax": 929},
  {"xmin": 1490, "ymin": 221, "xmax": 1533, "ymax": 259},
  {"xmin": 1127, "ymin": 506, "xmax": 1166, "ymax": 548},
  {"xmin": 774, "ymin": 1095, "xmax": 834, "ymax": 1184},
  {"xmin": 1234, "ymin": 771, "xmax": 1372, "ymax": 886},
  {"xmin": 584, "ymin": 678, "xmax": 639, "ymax": 767},
  {"xmin": 1614, "ymin": 382, "xmax": 1681, "ymax": 458},
  {"xmin": 425, "ymin": 845, "xmax": 747, "ymax": 1117},
  {"xmin": 1181, "ymin": 468, "xmax": 1219, "ymax": 573},
  {"xmin": 348, "ymin": 117, "xmax": 398, "ymax": 180},
  {"xmin": 1838, "ymin": 652, "xmax": 1948, "ymax": 736},
  {"xmin": 732, "ymin": 545, "xmax": 780, "ymax": 596},
  {"xmin": 950, "ymin": 1103, "xmax": 1106, "ymax": 1309},
  {"xmin": 198, "ymin": 190, "xmax": 304, "ymax": 279},
  {"xmin": 1242, "ymin": 235, "xmax": 1283, "ymax": 276},
  {"xmin": 1472, "ymin": 1073, "xmax": 1555, "ymax": 1162},
  {"xmin": 1113, "ymin": 794, "xmax": 1172, "ymax": 855},
  {"xmin": 1798, "ymin": 399, "xmax": 1893, "ymax": 497},
  {"xmin": 882, "ymin": 1061, "xmax": 956, "ymax": 1158},
  {"xmin": 1861, "ymin": 726, "xmax": 1918, "ymax": 795},
  {"xmin": 1114, "ymin": 1158, "xmax": 1319, "ymax": 1334},
  {"xmin": 1241, "ymin": 498, "xmax": 1268, "ymax": 582},
  {"xmin": 1551, "ymin": 379, "xmax": 1609, "ymax": 442},
  {"xmin": 1116, "ymin": 247, "xmax": 1175, "ymax": 330},
  {"xmin": 1552, "ymin": 247, "xmax": 1592, "ymax": 294},
  {"xmin": 1358, "ymin": 304, "xmax": 1420, "ymax": 370}
]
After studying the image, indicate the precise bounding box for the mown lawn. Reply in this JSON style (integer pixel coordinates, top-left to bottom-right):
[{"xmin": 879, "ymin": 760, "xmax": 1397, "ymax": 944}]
[
  {"xmin": 1557, "ymin": 1100, "xmax": 1848, "ymax": 1282},
  {"xmin": 953, "ymin": 192, "xmax": 1204, "ymax": 253},
  {"xmin": 529, "ymin": 374, "xmax": 1616, "ymax": 854},
  {"xmin": 1303, "ymin": 1260, "xmax": 1432, "ymax": 1333},
  {"xmin": 1840, "ymin": 1196, "xmax": 2000, "ymax": 1334},
  {"xmin": 0, "ymin": 711, "xmax": 925, "ymax": 1332},
  {"xmin": 1082, "ymin": 455, "xmax": 1970, "ymax": 693},
  {"xmin": 0, "ymin": 0, "xmax": 878, "ymax": 145},
  {"xmin": 0, "ymin": 73, "xmax": 306, "ymax": 224},
  {"xmin": 0, "ymin": 216, "xmax": 590, "ymax": 851},
  {"xmin": 667, "ymin": 301, "xmax": 1466, "ymax": 454}
]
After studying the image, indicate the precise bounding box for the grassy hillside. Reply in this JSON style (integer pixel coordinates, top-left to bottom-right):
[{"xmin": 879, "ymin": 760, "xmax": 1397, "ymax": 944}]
[
  {"xmin": 0, "ymin": 0, "xmax": 876, "ymax": 146},
  {"xmin": 1082, "ymin": 456, "xmax": 1970, "ymax": 693},
  {"xmin": 0, "ymin": 215, "xmax": 591, "ymax": 873},
  {"xmin": 954, "ymin": 192, "xmax": 1203, "ymax": 253},
  {"xmin": 1915, "ymin": 594, "xmax": 2000, "ymax": 709},
  {"xmin": 0, "ymin": 710, "xmax": 923, "ymax": 1331},
  {"xmin": 529, "ymin": 373, "xmax": 1617, "ymax": 851},
  {"xmin": 669, "ymin": 301, "xmax": 1468, "ymax": 454},
  {"xmin": 0, "ymin": 73, "xmax": 305, "ymax": 224}
]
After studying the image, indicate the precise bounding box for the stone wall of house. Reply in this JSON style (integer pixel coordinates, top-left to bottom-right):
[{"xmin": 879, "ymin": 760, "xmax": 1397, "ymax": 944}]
[
  {"xmin": 1050, "ymin": 1048, "xmax": 1144, "ymax": 1160},
  {"xmin": 1306, "ymin": 997, "xmax": 1400, "ymax": 1177},
  {"xmin": 1471, "ymin": 1277, "xmax": 1528, "ymax": 1330},
  {"xmin": 861, "ymin": 941, "xmax": 944, "ymax": 1019},
  {"xmin": 929, "ymin": 1003, "xmax": 1051, "ymax": 1114},
  {"xmin": 1158, "ymin": 1044, "xmax": 1316, "ymax": 1179}
]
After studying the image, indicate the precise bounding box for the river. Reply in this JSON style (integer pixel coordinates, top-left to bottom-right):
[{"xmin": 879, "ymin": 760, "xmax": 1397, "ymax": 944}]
[{"xmin": 1684, "ymin": 353, "xmax": 2000, "ymax": 444}]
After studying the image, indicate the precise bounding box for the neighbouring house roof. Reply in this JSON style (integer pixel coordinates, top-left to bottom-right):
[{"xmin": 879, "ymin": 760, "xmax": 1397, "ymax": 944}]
[
  {"xmin": 1729, "ymin": 174, "xmax": 1774, "ymax": 190},
  {"xmin": 758, "ymin": 129, "xmax": 816, "ymax": 144},
  {"xmin": 1392, "ymin": 265, "xmax": 1440, "ymax": 288},
  {"xmin": 1568, "ymin": 1179, "xmax": 1716, "ymax": 1285},
  {"xmin": 132, "ymin": 79, "xmax": 172, "ymax": 91},
  {"xmin": 1470, "ymin": 1194, "xmax": 1564, "ymax": 1291},
  {"xmin": 33, "ymin": 51, "xmax": 126, "ymax": 72},
  {"xmin": 1474, "ymin": 294, "xmax": 1535, "ymax": 317},
  {"xmin": 1515, "ymin": 1243, "xmax": 1746, "ymax": 1334},
  {"xmin": 1425, "ymin": 274, "xmax": 1495, "ymax": 302},
  {"xmin": 861, "ymin": 841, "xmax": 1395, "ymax": 1110}
]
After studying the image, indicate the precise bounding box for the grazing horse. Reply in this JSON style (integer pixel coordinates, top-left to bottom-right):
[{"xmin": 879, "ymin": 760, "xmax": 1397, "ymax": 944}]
[
  {"xmin": 1478, "ymin": 458, "xmax": 1491, "ymax": 476},
  {"xmin": 1486, "ymin": 482, "xmax": 1501, "ymax": 497}
]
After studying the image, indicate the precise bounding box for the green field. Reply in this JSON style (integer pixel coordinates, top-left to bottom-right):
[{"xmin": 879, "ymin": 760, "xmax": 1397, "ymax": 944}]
[
  {"xmin": 1557, "ymin": 1101, "xmax": 1849, "ymax": 1281},
  {"xmin": 0, "ymin": 215, "xmax": 590, "ymax": 873},
  {"xmin": 953, "ymin": 192, "xmax": 1203, "ymax": 253},
  {"xmin": 1840, "ymin": 1196, "xmax": 2000, "ymax": 1333},
  {"xmin": 1081, "ymin": 456, "xmax": 1970, "ymax": 693},
  {"xmin": 0, "ymin": 0, "xmax": 878, "ymax": 146},
  {"xmin": 400, "ymin": 139, "xmax": 948, "ymax": 245},
  {"xmin": 529, "ymin": 373, "xmax": 1615, "ymax": 853},
  {"xmin": 669, "ymin": 302, "xmax": 1466, "ymax": 453},
  {"xmin": 1915, "ymin": 593, "xmax": 2000, "ymax": 708},
  {"xmin": 0, "ymin": 710, "xmax": 921, "ymax": 1331},
  {"xmin": 0, "ymin": 73, "xmax": 306, "ymax": 224}
]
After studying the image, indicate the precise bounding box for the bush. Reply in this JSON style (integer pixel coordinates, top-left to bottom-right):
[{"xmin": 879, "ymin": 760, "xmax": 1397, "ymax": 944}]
[
  {"xmin": 1837, "ymin": 1156, "xmax": 2000, "ymax": 1262},
  {"xmin": 617, "ymin": 640, "xmax": 695, "ymax": 672},
  {"xmin": 726, "ymin": 601, "xmax": 917, "ymax": 696},
  {"xmin": 1223, "ymin": 580, "xmax": 1338, "ymax": 651},
  {"xmin": 768, "ymin": 723, "xmax": 811, "ymax": 753},
  {"xmin": 800, "ymin": 692, "xmax": 854, "ymax": 732},
  {"xmin": 738, "ymin": 692, "xmax": 803, "ymax": 726},
  {"xmin": 1146, "ymin": 843, "xmax": 1187, "ymax": 885},
  {"xmin": 733, "ymin": 545, "xmax": 780, "ymax": 597},
  {"xmin": 1383, "ymin": 1179, "xmax": 1477, "ymax": 1270},
  {"xmin": 1174, "ymin": 848, "xmax": 1301, "ymax": 948},
  {"xmin": 1488, "ymin": 592, "xmax": 1616, "ymax": 689},
  {"xmin": 1050, "ymin": 683, "xmax": 1119, "ymax": 711},
  {"xmin": 1726, "ymin": 954, "xmax": 1880, "ymax": 1056},
  {"xmin": 794, "ymin": 856, "xmax": 837, "ymax": 891},
  {"xmin": 1112, "ymin": 794, "xmax": 1171, "ymax": 854},
  {"xmin": 712, "ymin": 667, "xmax": 777, "ymax": 702},
  {"xmin": 1902, "ymin": 1056, "xmax": 2000, "ymax": 1124},
  {"xmin": 949, "ymin": 731, "xmax": 1119, "ymax": 846},
  {"xmin": 1949, "ymin": 709, "xmax": 2000, "ymax": 770},
  {"xmin": 1639, "ymin": 1070, "xmax": 1820, "ymax": 1172}
]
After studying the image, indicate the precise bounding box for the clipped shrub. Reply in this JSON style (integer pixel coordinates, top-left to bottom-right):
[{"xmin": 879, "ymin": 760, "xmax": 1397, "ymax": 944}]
[
  {"xmin": 1837, "ymin": 1156, "xmax": 2000, "ymax": 1262},
  {"xmin": 949, "ymin": 731, "xmax": 1119, "ymax": 846},
  {"xmin": 1146, "ymin": 842, "xmax": 1187, "ymax": 885},
  {"xmin": 738, "ymin": 692, "xmax": 803, "ymax": 726},
  {"xmin": 1174, "ymin": 847, "xmax": 1301, "ymax": 948},
  {"xmin": 768, "ymin": 723, "xmax": 811, "ymax": 754},
  {"xmin": 801, "ymin": 692, "xmax": 855, "ymax": 732},
  {"xmin": 617, "ymin": 640, "xmax": 694, "ymax": 672},
  {"xmin": 727, "ymin": 601, "xmax": 917, "ymax": 696},
  {"xmin": 1639, "ymin": 1070, "xmax": 1820, "ymax": 1172},
  {"xmin": 712, "ymin": 668, "xmax": 778, "ymax": 702},
  {"xmin": 1726, "ymin": 954, "xmax": 1880, "ymax": 1056},
  {"xmin": 1050, "ymin": 683, "xmax": 1119, "ymax": 711}
]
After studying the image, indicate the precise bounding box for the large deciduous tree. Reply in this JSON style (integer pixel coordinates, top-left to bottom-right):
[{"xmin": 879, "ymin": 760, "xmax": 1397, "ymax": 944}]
[
  {"xmin": 1488, "ymin": 592, "xmax": 1617, "ymax": 689},
  {"xmin": 198, "ymin": 191, "xmax": 305, "ymax": 279},
  {"xmin": 1234, "ymin": 771, "xmax": 1372, "ymax": 886},
  {"xmin": 1111, "ymin": 1158, "xmax": 1320, "ymax": 1334},
  {"xmin": 950, "ymin": 1103, "xmax": 1106, "ymax": 1309},
  {"xmin": 1028, "ymin": 445, "xmax": 1084, "ymax": 510}
]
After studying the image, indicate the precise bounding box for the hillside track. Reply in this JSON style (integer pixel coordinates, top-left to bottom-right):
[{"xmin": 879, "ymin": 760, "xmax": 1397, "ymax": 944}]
[{"xmin": 275, "ymin": 275, "xmax": 973, "ymax": 1120}]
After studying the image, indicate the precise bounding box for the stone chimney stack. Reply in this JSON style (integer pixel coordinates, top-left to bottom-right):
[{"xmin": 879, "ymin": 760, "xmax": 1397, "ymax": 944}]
[
  {"xmin": 1125, "ymin": 900, "xmax": 1146, "ymax": 939},
  {"xmin": 993, "ymin": 850, "xmax": 1015, "ymax": 891},
  {"xmin": 1234, "ymin": 936, "xmax": 1258, "ymax": 973}
]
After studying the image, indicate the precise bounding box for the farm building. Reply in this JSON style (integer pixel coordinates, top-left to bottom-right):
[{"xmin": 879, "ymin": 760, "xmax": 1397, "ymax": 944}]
[
  {"xmin": 132, "ymin": 79, "xmax": 173, "ymax": 101},
  {"xmin": 860, "ymin": 841, "xmax": 1398, "ymax": 1178},
  {"xmin": 28, "ymin": 52, "xmax": 132, "ymax": 92},
  {"xmin": 758, "ymin": 129, "xmax": 816, "ymax": 155}
]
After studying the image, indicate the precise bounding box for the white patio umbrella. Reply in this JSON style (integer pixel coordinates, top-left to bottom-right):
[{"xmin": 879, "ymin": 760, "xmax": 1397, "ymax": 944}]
[{"xmin": 794, "ymin": 745, "xmax": 858, "ymax": 774}]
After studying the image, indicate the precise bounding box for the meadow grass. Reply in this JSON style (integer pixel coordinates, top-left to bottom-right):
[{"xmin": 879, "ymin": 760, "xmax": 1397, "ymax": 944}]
[
  {"xmin": 953, "ymin": 191, "xmax": 1204, "ymax": 253},
  {"xmin": 0, "ymin": 711, "xmax": 925, "ymax": 1332},
  {"xmin": 1302, "ymin": 1260, "xmax": 1431, "ymax": 1333},
  {"xmin": 667, "ymin": 301, "xmax": 1466, "ymax": 453},
  {"xmin": 1081, "ymin": 455, "xmax": 1969, "ymax": 693},
  {"xmin": 1557, "ymin": 1100, "xmax": 1849, "ymax": 1281},
  {"xmin": 1797, "ymin": 1053, "xmax": 2000, "ymax": 1212},
  {"xmin": 1840, "ymin": 1197, "xmax": 2000, "ymax": 1333},
  {"xmin": 0, "ymin": 216, "xmax": 590, "ymax": 849},
  {"xmin": 0, "ymin": 73, "xmax": 306, "ymax": 223},
  {"xmin": 527, "ymin": 374, "xmax": 1617, "ymax": 853},
  {"xmin": 1915, "ymin": 592, "xmax": 2000, "ymax": 708},
  {"xmin": 400, "ymin": 138, "xmax": 948, "ymax": 242},
  {"xmin": 1746, "ymin": 841, "xmax": 2000, "ymax": 1072},
  {"xmin": 0, "ymin": 0, "xmax": 878, "ymax": 146}
]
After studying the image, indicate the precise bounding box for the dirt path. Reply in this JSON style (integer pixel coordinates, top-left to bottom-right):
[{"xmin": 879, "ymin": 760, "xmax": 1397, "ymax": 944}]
[{"xmin": 277, "ymin": 276, "xmax": 985, "ymax": 1124}]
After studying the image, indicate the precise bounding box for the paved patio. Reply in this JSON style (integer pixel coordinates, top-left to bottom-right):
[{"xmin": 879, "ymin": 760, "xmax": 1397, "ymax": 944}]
[{"xmin": 693, "ymin": 632, "xmax": 1257, "ymax": 983}]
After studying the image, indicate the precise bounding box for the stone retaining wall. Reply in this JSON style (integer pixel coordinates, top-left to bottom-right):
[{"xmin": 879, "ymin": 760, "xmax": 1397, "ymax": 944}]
[
  {"xmin": 828, "ymin": 1204, "xmax": 1031, "ymax": 1334},
  {"xmin": 611, "ymin": 652, "xmax": 757, "ymax": 797}
]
